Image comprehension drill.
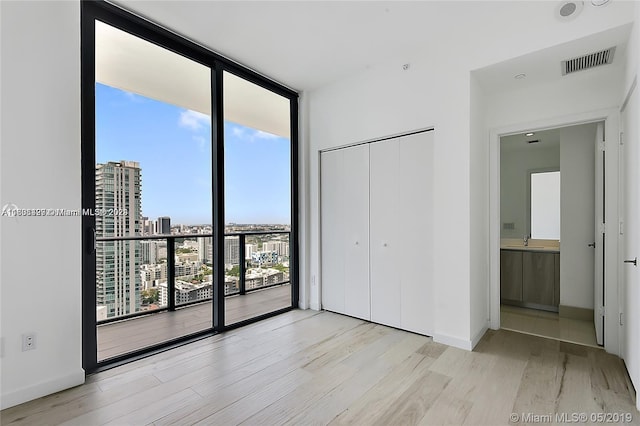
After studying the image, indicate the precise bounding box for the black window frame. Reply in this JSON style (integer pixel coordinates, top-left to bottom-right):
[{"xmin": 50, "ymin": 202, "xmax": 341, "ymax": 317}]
[{"xmin": 81, "ymin": 0, "xmax": 299, "ymax": 374}]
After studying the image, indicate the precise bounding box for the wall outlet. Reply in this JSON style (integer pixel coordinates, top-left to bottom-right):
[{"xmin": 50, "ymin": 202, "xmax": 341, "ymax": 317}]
[{"xmin": 22, "ymin": 333, "xmax": 36, "ymax": 351}]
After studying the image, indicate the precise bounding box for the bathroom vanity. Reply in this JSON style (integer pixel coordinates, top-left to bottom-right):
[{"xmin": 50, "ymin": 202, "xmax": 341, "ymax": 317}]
[{"xmin": 500, "ymin": 239, "xmax": 560, "ymax": 312}]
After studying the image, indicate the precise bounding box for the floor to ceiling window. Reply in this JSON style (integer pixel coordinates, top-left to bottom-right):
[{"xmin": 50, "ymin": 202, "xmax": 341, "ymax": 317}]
[{"xmin": 82, "ymin": 2, "xmax": 298, "ymax": 373}]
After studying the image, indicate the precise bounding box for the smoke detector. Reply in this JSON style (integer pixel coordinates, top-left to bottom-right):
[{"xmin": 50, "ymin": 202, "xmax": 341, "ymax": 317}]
[{"xmin": 556, "ymin": 1, "xmax": 584, "ymax": 21}]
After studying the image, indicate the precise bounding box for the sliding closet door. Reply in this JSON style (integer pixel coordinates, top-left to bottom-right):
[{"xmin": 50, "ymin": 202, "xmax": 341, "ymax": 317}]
[
  {"xmin": 398, "ymin": 131, "xmax": 434, "ymax": 335},
  {"xmin": 321, "ymin": 145, "xmax": 370, "ymax": 320},
  {"xmin": 370, "ymin": 140, "xmax": 401, "ymax": 328}
]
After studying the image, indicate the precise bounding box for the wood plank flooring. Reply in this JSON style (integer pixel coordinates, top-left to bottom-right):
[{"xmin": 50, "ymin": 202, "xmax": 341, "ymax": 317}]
[
  {"xmin": 3, "ymin": 309, "xmax": 638, "ymax": 425},
  {"xmin": 98, "ymin": 284, "xmax": 291, "ymax": 360}
]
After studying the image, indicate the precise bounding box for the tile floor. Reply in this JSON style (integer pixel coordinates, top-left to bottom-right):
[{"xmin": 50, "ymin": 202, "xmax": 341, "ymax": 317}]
[{"xmin": 500, "ymin": 304, "xmax": 600, "ymax": 348}]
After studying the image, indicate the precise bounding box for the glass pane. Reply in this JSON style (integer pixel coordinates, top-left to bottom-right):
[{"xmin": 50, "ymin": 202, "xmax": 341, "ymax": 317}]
[
  {"xmin": 95, "ymin": 20, "xmax": 212, "ymax": 361},
  {"xmin": 223, "ymin": 71, "xmax": 292, "ymax": 325},
  {"xmin": 531, "ymin": 171, "xmax": 561, "ymax": 239}
]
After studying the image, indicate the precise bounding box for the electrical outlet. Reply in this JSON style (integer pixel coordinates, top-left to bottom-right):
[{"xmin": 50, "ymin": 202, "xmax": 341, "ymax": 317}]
[{"xmin": 22, "ymin": 333, "xmax": 36, "ymax": 351}]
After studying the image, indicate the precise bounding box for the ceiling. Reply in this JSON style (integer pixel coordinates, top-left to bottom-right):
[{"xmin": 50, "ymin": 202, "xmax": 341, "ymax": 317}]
[
  {"xmin": 501, "ymin": 128, "xmax": 561, "ymax": 153},
  {"xmin": 111, "ymin": 1, "xmax": 637, "ymax": 92}
]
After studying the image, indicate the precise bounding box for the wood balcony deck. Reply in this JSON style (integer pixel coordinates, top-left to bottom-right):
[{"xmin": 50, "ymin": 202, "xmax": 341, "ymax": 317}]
[{"xmin": 97, "ymin": 284, "xmax": 291, "ymax": 360}]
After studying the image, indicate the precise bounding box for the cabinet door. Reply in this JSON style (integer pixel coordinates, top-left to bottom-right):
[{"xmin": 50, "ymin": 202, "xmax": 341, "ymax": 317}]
[
  {"xmin": 370, "ymin": 139, "xmax": 401, "ymax": 328},
  {"xmin": 321, "ymin": 149, "xmax": 345, "ymax": 314},
  {"xmin": 342, "ymin": 145, "xmax": 370, "ymax": 320},
  {"xmin": 522, "ymin": 251, "xmax": 555, "ymax": 306},
  {"xmin": 500, "ymin": 250, "xmax": 523, "ymax": 301},
  {"xmin": 554, "ymin": 253, "xmax": 560, "ymax": 306},
  {"xmin": 398, "ymin": 131, "xmax": 434, "ymax": 335}
]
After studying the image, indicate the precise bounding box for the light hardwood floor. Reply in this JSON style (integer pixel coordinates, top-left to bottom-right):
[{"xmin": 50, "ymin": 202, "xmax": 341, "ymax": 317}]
[
  {"xmin": 98, "ymin": 284, "xmax": 291, "ymax": 360},
  {"xmin": 501, "ymin": 304, "xmax": 599, "ymax": 348},
  {"xmin": 3, "ymin": 309, "xmax": 638, "ymax": 425}
]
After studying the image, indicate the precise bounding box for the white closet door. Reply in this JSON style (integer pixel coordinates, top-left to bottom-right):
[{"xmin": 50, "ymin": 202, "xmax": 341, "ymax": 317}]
[
  {"xmin": 370, "ymin": 139, "xmax": 401, "ymax": 328},
  {"xmin": 321, "ymin": 149, "xmax": 345, "ymax": 314},
  {"xmin": 343, "ymin": 144, "xmax": 370, "ymax": 320},
  {"xmin": 399, "ymin": 131, "xmax": 434, "ymax": 335},
  {"xmin": 321, "ymin": 144, "xmax": 370, "ymax": 320}
]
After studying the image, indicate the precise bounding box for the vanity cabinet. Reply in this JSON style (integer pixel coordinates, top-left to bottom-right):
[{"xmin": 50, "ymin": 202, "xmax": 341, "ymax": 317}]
[
  {"xmin": 500, "ymin": 249, "xmax": 559, "ymax": 310},
  {"xmin": 522, "ymin": 252, "xmax": 556, "ymax": 306},
  {"xmin": 500, "ymin": 250, "xmax": 523, "ymax": 302}
]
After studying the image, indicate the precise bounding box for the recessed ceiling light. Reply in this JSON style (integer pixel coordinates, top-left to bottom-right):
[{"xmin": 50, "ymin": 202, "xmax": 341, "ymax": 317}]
[
  {"xmin": 591, "ymin": 0, "xmax": 610, "ymax": 6},
  {"xmin": 556, "ymin": 1, "xmax": 584, "ymax": 21},
  {"xmin": 526, "ymin": 132, "xmax": 535, "ymax": 137},
  {"xmin": 514, "ymin": 73, "xmax": 527, "ymax": 79}
]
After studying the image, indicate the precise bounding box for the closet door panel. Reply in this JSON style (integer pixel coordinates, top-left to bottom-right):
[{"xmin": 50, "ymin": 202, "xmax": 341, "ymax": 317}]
[
  {"xmin": 399, "ymin": 131, "xmax": 434, "ymax": 335},
  {"xmin": 320, "ymin": 149, "xmax": 346, "ymax": 314},
  {"xmin": 370, "ymin": 140, "xmax": 401, "ymax": 328},
  {"xmin": 343, "ymin": 144, "xmax": 371, "ymax": 320}
]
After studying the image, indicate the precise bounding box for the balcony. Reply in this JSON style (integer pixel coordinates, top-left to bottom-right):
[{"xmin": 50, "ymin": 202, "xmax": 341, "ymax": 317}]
[{"xmin": 95, "ymin": 231, "xmax": 292, "ymax": 362}]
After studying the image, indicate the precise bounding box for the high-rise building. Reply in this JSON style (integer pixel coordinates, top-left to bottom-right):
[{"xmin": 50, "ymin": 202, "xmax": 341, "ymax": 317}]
[
  {"xmin": 245, "ymin": 243, "xmax": 257, "ymax": 260},
  {"xmin": 224, "ymin": 236, "xmax": 239, "ymax": 265},
  {"xmin": 95, "ymin": 160, "xmax": 142, "ymax": 318},
  {"xmin": 140, "ymin": 240, "xmax": 159, "ymax": 264},
  {"xmin": 157, "ymin": 216, "xmax": 171, "ymax": 234},
  {"xmin": 263, "ymin": 240, "xmax": 289, "ymax": 257},
  {"xmin": 198, "ymin": 237, "xmax": 212, "ymax": 264}
]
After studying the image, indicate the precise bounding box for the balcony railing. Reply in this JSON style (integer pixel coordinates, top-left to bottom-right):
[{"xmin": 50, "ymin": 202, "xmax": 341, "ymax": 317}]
[{"xmin": 95, "ymin": 230, "xmax": 290, "ymax": 325}]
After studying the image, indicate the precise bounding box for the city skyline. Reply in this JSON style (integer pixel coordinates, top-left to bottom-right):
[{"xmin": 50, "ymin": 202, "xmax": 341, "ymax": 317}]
[{"xmin": 96, "ymin": 83, "xmax": 291, "ymax": 225}]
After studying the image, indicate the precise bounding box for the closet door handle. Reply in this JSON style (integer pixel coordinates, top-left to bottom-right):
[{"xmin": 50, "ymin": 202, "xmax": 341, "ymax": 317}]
[
  {"xmin": 588, "ymin": 242, "xmax": 596, "ymax": 248},
  {"xmin": 624, "ymin": 257, "xmax": 637, "ymax": 266}
]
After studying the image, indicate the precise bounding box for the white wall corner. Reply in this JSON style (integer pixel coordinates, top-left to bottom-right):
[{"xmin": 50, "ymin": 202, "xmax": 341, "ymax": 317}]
[
  {"xmin": 433, "ymin": 332, "xmax": 474, "ymax": 351},
  {"xmin": 1, "ymin": 368, "xmax": 85, "ymax": 410},
  {"xmin": 471, "ymin": 322, "xmax": 490, "ymax": 349}
]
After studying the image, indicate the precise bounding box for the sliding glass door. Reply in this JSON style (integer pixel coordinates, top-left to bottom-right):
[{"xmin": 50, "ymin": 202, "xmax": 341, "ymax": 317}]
[{"xmin": 82, "ymin": 2, "xmax": 297, "ymax": 373}]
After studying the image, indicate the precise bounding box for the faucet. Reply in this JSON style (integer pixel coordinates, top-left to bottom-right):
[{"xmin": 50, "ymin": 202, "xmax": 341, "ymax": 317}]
[{"xmin": 524, "ymin": 235, "xmax": 529, "ymax": 247}]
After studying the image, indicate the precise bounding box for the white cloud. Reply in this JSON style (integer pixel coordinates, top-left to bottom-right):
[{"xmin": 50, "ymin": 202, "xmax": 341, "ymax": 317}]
[
  {"xmin": 179, "ymin": 110, "xmax": 211, "ymax": 131},
  {"xmin": 193, "ymin": 135, "xmax": 207, "ymax": 152}
]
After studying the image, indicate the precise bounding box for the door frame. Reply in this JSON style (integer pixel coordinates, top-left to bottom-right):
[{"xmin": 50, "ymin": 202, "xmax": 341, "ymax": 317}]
[{"xmin": 489, "ymin": 108, "xmax": 621, "ymax": 355}]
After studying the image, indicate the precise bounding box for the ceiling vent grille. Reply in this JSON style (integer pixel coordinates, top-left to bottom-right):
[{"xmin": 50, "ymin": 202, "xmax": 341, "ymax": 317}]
[{"xmin": 562, "ymin": 47, "xmax": 616, "ymax": 75}]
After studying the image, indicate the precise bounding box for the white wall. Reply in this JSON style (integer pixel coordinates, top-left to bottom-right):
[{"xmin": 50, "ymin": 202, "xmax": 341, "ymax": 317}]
[
  {"xmin": 0, "ymin": 1, "xmax": 84, "ymax": 409},
  {"xmin": 559, "ymin": 124, "xmax": 597, "ymax": 311},
  {"xmin": 620, "ymin": 1, "xmax": 640, "ymax": 410},
  {"xmin": 500, "ymin": 145, "xmax": 560, "ymax": 239},
  {"xmin": 470, "ymin": 75, "xmax": 489, "ymax": 345}
]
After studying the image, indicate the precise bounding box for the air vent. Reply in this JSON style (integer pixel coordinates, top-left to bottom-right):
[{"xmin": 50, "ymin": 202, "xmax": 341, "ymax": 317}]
[{"xmin": 562, "ymin": 47, "xmax": 616, "ymax": 75}]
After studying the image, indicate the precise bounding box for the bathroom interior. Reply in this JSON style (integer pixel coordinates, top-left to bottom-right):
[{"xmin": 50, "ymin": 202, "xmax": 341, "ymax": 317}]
[{"xmin": 500, "ymin": 122, "xmax": 601, "ymax": 347}]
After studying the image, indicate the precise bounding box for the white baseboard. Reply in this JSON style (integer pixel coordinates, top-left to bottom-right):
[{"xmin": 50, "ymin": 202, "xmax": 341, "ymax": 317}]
[
  {"xmin": 1, "ymin": 368, "xmax": 85, "ymax": 410},
  {"xmin": 471, "ymin": 323, "xmax": 489, "ymax": 349},
  {"xmin": 310, "ymin": 301, "xmax": 321, "ymax": 311},
  {"xmin": 433, "ymin": 332, "xmax": 473, "ymax": 351}
]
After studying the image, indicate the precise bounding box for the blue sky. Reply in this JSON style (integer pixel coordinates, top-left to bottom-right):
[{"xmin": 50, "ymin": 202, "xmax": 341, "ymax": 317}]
[{"xmin": 96, "ymin": 83, "xmax": 291, "ymax": 225}]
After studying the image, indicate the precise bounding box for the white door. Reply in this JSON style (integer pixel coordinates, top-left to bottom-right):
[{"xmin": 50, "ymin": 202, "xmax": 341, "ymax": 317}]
[
  {"xmin": 398, "ymin": 131, "xmax": 434, "ymax": 335},
  {"xmin": 320, "ymin": 145, "xmax": 370, "ymax": 320},
  {"xmin": 594, "ymin": 123, "xmax": 605, "ymax": 346},
  {"xmin": 342, "ymin": 145, "xmax": 370, "ymax": 320},
  {"xmin": 621, "ymin": 87, "xmax": 639, "ymax": 405},
  {"xmin": 321, "ymin": 149, "xmax": 346, "ymax": 315},
  {"xmin": 370, "ymin": 139, "xmax": 401, "ymax": 327}
]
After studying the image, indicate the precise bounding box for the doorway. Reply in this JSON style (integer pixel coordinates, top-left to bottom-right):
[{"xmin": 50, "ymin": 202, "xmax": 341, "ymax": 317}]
[
  {"xmin": 499, "ymin": 123, "xmax": 599, "ymax": 347},
  {"xmin": 489, "ymin": 109, "xmax": 621, "ymax": 355}
]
